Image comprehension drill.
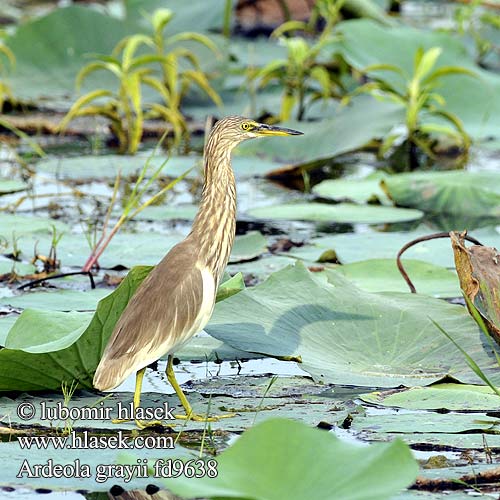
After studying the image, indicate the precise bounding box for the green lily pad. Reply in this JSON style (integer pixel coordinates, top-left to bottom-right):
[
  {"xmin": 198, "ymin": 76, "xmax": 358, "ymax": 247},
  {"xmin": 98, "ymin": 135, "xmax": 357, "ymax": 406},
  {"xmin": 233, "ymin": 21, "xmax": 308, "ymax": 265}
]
[
  {"xmin": 5, "ymin": 6, "xmax": 129, "ymax": 104},
  {"xmin": 0, "ymin": 260, "xmax": 36, "ymax": 276},
  {"xmin": 289, "ymin": 228, "xmax": 500, "ymax": 267},
  {"xmin": 0, "ymin": 180, "xmax": 28, "ymax": 194},
  {"xmin": 5, "ymin": 310, "xmax": 93, "ymax": 353},
  {"xmin": 125, "ymin": 0, "xmax": 234, "ymax": 34},
  {"xmin": 4, "ymin": 289, "xmax": 111, "ymax": 311},
  {"xmin": 228, "ymin": 255, "xmax": 300, "ymax": 282},
  {"xmin": 360, "ymin": 384, "xmax": 500, "ymax": 411},
  {"xmin": 229, "ymin": 231, "xmax": 268, "ymax": 263},
  {"xmin": 351, "ymin": 412, "xmax": 500, "ymax": 434},
  {"xmin": 0, "ymin": 315, "xmax": 18, "ymax": 347},
  {"xmin": 313, "ymin": 175, "xmax": 391, "ymax": 205},
  {"xmin": 35, "ymin": 154, "xmax": 286, "ymax": 183},
  {"xmin": 206, "ymin": 263, "xmax": 500, "ymax": 387},
  {"xmin": 25, "ymin": 231, "xmax": 266, "ymax": 269},
  {"xmin": 166, "ymin": 418, "xmax": 418, "ymax": 500},
  {"xmin": 0, "ymin": 214, "xmax": 68, "ymax": 239},
  {"xmin": 330, "ymin": 259, "xmax": 460, "ymax": 297},
  {"xmin": 248, "ymin": 202, "xmax": 423, "ymax": 224},
  {"xmin": 383, "ymin": 432, "xmax": 500, "ymax": 450},
  {"xmin": 382, "ymin": 171, "xmax": 500, "ymax": 217},
  {"xmin": 35, "ymin": 154, "xmax": 199, "ymax": 181},
  {"xmin": 132, "ymin": 204, "xmax": 198, "ymax": 221}
]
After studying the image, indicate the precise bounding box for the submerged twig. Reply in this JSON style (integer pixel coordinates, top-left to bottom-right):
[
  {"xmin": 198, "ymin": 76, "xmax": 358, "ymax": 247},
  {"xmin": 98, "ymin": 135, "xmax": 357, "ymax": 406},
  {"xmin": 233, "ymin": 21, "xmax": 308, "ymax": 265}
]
[
  {"xmin": 396, "ymin": 231, "xmax": 483, "ymax": 293},
  {"xmin": 17, "ymin": 271, "xmax": 96, "ymax": 290}
]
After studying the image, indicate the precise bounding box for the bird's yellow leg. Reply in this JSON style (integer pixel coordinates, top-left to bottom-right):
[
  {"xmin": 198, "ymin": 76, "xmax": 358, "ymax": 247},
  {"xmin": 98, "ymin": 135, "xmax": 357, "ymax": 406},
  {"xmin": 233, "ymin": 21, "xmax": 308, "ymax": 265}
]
[
  {"xmin": 166, "ymin": 355, "xmax": 235, "ymax": 421},
  {"xmin": 112, "ymin": 368, "xmax": 171, "ymax": 429}
]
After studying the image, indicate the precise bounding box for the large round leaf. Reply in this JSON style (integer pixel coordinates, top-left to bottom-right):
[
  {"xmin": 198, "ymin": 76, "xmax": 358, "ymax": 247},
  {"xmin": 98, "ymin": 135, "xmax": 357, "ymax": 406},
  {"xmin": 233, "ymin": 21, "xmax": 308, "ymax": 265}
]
[
  {"xmin": 206, "ymin": 262, "xmax": 500, "ymax": 387},
  {"xmin": 360, "ymin": 384, "xmax": 500, "ymax": 411},
  {"xmin": 248, "ymin": 202, "xmax": 423, "ymax": 224},
  {"xmin": 382, "ymin": 171, "xmax": 500, "ymax": 217},
  {"xmin": 313, "ymin": 176, "xmax": 390, "ymax": 205},
  {"xmin": 289, "ymin": 228, "xmax": 500, "ymax": 267},
  {"xmin": 4, "ymin": 289, "xmax": 110, "ymax": 311},
  {"xmin": 166, "ymin": 418, "xmax": 418, "ymax": 500},
  {"xmin": 0, "ymin": 214, "xmax": 68, "ymax": 238},
  {"xmin": 331, "ymin": 259, "xmax": 461, "ymax": 297}
]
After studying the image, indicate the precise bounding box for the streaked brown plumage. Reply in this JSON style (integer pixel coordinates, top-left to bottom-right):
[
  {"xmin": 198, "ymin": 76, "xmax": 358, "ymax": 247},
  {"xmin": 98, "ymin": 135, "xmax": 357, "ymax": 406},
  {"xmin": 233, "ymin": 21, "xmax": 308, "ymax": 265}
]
[{"xmin": 93, "ymin": 116, "xmax": 302, "ymax": 424}]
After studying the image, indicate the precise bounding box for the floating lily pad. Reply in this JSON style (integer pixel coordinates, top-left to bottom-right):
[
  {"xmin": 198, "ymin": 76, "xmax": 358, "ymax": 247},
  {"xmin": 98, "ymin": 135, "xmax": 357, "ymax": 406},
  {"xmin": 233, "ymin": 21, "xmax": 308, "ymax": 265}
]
[
  {"xmin": 166, "ymin": 418, "xmax": 418, "ymax": 500},
  {"xmin": 0, "ymin": 260, "xmax": 36, "ymax": 276},
  {"xmin": 37, "ymin": 231, "xmax": 265, "ymax": 269},
  {"xmin": 0, "ymin": 180, "xmax": 28, "ymax": 195},
  {"xmin": 360, "ymin": 384, "xmax": 500, "ymax": 411},
  {"xmin": 35, "ymin": 154, "xmax": 199, "ymax": 181},
  {"xmin": 289, "ymin": 228, "xmax": 500, "ymax": 267},
  {"xmin": 35, "ymin": 153, "xmax": 286, "ymax": 184},
  {"xmin": 384, "ymin": 432, "xmax": 500, "ymax": 450},
  {"xmin": 206, "ymin": 263, "xmax": 500, "ymax": 387},
  {"xmin": 5, "ymin": 310, "xmax": 94, "ymax": 353},
  {"xmin": 0, "ymin": 214, "xmax": 68, "ymax": 239},
  {"xmin": 229, "ymin": 231, "xmax": 268, "ymax": 263},
  {"xmin": 351, "ymin": 412, "xmax": 500, "ymax": 434},
  {"xmin": 132, "ymin": 204, "xmax": 198, "ymax": 221},
  {"xmin": 313, "ymin": 175, "xmax": 390, "ymax": 205},
  {"xmin": 4, "ymin": 289, "xmax": 110, "ymax": 312},
  {"xmin": 0, "ymin": 315, "xmax": 18, "ymax": 347},
  {"xmin": 248, "ymin": 202, "xmax": 423, "ymax": 224},
  {"xmin": 228, "ymin": 255, "xmax": 300, "ymax": 281},
  {"xmin": 382, "ymin": 171, "xmax": 500, "ymax": 217},
  {"xmin": 331, "ymin": 259, "xmax": 460, "ymax": 297}
]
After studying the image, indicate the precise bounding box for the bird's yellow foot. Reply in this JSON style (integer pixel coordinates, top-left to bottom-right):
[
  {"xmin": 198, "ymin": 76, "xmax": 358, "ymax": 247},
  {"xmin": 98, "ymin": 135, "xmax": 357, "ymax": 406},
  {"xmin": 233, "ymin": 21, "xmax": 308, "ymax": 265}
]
[
  {"xmin": 174, "ymin": 412, "xmax": 236, "ymax": 422},
  {"xmin": 111, "ymin": 418, "xmax": 174, "ymax": 429}
]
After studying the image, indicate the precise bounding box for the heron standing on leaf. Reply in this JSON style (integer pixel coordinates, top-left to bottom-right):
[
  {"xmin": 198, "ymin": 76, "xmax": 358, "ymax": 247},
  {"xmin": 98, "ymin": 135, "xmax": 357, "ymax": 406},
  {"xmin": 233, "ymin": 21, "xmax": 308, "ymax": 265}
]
[{"xmin": 93, "ymin": 116, "xmax": 303, "ymax": 427}]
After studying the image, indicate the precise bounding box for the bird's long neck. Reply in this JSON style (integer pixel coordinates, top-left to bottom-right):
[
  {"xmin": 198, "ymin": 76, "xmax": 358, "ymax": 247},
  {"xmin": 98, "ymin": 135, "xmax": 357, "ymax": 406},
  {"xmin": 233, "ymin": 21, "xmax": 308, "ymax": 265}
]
[{"xmin": 190, "ymin": 132, "xmax": 237, "ymax": 285}]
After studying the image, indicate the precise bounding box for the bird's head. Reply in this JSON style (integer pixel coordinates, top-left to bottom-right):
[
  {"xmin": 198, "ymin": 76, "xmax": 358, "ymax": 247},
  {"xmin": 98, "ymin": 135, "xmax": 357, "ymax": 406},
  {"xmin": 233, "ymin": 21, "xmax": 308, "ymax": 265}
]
[{"xmin": 208, "ymin": 116, "xmax": 303, "ymax": 149}]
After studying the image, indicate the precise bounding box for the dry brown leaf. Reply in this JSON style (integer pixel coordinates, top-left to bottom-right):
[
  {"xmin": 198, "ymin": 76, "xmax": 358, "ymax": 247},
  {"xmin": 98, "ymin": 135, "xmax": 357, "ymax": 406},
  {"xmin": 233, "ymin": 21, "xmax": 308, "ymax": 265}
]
[{"xmin": 450, "ymin": 230, "xmax": 500, "ymax": 345}]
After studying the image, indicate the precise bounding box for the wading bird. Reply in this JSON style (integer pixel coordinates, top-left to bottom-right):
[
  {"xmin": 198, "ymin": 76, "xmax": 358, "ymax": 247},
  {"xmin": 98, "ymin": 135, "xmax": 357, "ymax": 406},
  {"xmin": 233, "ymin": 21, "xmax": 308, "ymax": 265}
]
[{"xmin": 93, "ymin": 116, "xmax": 302, "ymax": 426}]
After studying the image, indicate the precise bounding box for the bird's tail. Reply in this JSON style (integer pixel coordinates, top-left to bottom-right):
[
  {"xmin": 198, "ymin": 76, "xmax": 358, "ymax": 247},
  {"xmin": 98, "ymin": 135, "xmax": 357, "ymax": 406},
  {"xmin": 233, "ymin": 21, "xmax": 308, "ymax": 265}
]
[{"xmin": 93, "ymin": 356, "xmax": 132, "ymax": 392}]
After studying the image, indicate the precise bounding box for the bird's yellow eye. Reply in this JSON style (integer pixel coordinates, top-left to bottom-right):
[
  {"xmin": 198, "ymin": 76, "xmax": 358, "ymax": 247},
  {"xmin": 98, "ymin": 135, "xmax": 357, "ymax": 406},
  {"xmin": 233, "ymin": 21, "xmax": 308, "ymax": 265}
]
[{"xmin": 241, "ymin": 122, "xmax": 253, "ymax": 131}]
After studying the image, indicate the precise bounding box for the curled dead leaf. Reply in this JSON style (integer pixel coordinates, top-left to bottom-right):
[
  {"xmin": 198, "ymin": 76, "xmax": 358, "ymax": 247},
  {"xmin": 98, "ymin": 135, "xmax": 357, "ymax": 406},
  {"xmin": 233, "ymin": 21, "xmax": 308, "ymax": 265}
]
[{"xmin": 450, "ymin": 230, "xmax": 500, "ymax": 345}]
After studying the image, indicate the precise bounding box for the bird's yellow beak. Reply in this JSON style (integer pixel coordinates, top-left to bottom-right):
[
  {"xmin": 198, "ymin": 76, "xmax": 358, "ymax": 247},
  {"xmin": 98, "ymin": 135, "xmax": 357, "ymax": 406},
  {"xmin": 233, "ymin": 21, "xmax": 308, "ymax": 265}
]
[{"xmin": 255, "ymin": 123, "xmax": 303, "ymax": 136}]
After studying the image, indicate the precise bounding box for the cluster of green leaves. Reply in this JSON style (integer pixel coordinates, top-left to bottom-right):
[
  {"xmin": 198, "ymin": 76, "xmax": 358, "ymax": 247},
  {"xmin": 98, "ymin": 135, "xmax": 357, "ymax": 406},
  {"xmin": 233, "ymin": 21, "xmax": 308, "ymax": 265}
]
[
  {"xmin": 250, "ymin": 0, "xmax": 346, "ymax": 121},
  {"xmin": 58, "ymin": 8, "xmax": 221, "ymax": 154},
  {"xmin": 350, "ymin": 47, "xmax": 476, "ymax": 162}
]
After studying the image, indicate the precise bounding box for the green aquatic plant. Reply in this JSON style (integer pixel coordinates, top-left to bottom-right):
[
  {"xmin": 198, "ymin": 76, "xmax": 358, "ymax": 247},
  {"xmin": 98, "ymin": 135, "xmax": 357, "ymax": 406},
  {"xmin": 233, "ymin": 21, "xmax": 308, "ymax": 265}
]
[
  {"xmin": 453, "ymin": 0, "xmax": 500, "ymax": 67},
  {"xmin": 350, "ymin": 46, "xmax": 477, "ymax": 166},
  {"xmin": 250, "ymin": 0, "xmax": 346, "ymax": 121},
  {"xmin": 59, "ymin": 8, "xmax": 221, "ymax": 154},
  {"xmin": 81, "ymin": 136, "xmax": 191, "ymax": 272}
]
